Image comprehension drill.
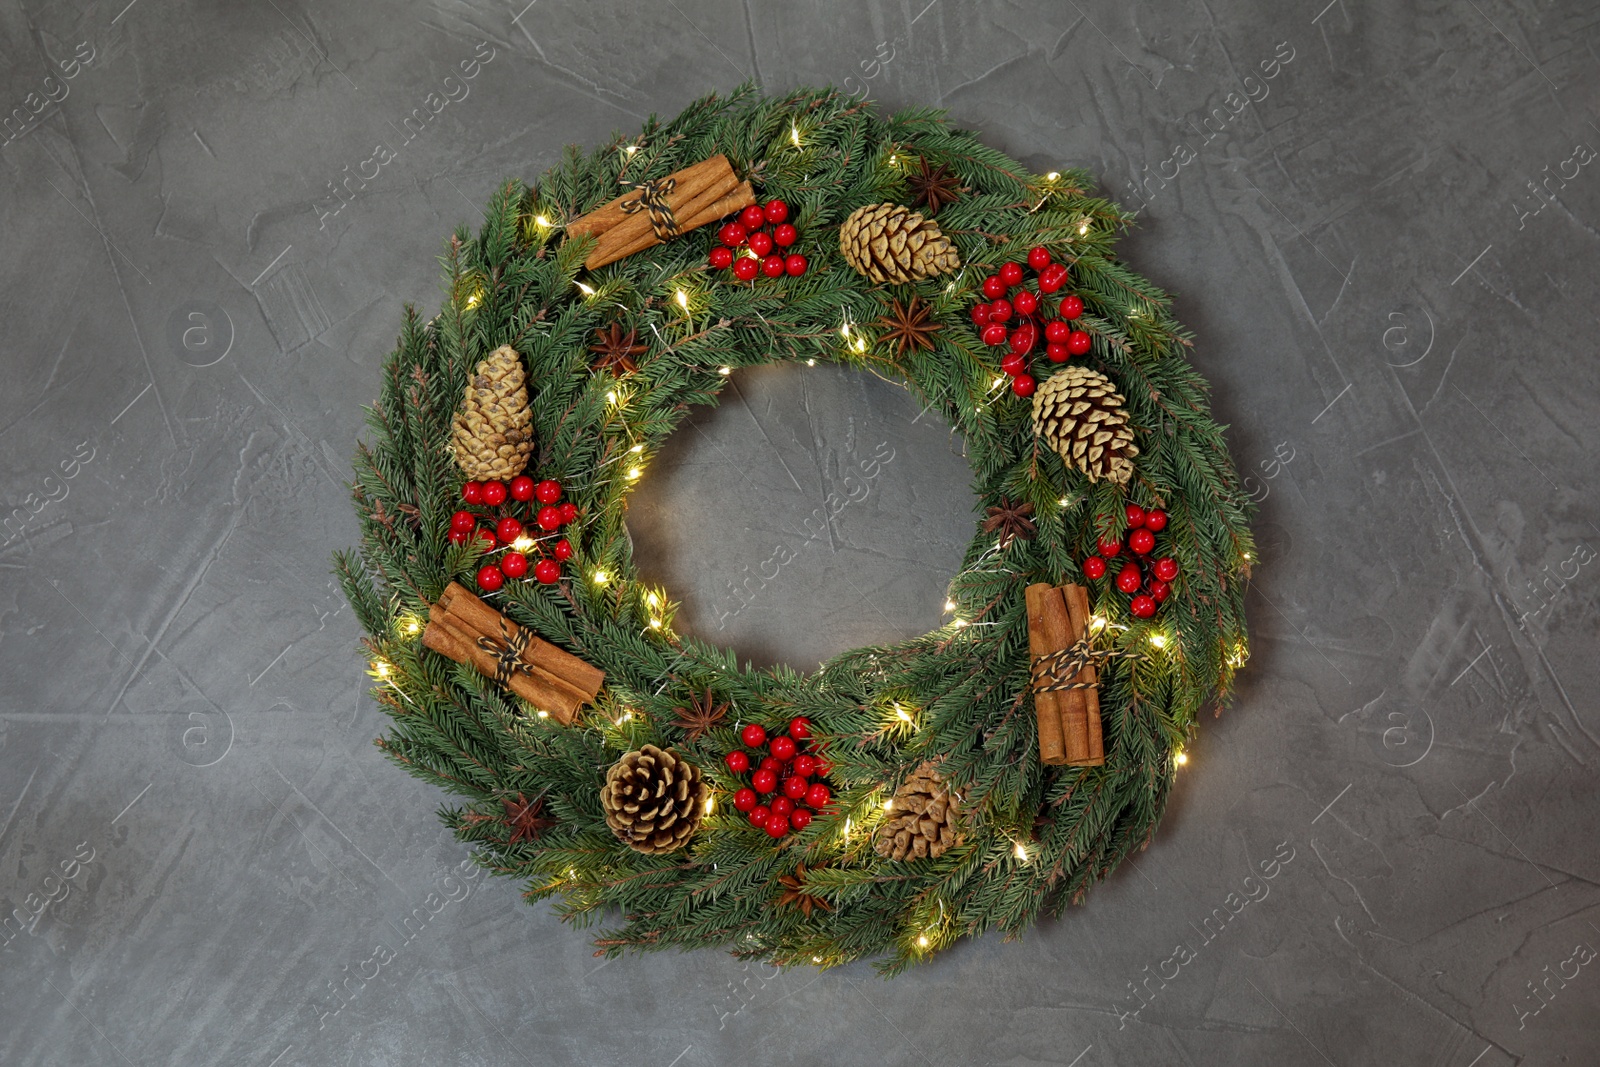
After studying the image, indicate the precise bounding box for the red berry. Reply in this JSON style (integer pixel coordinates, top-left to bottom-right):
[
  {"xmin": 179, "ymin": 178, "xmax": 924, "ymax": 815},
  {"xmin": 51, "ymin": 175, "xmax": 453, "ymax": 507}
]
[
  {"xmin": 1130, "ymin": 594, "xmax": 1157, "ymax": 618},
  {"xmin": 1027, "ymin": 246, "xmax": 1052, "ymax": 270},
  {"xmin": 733, "ymin": 256, "xmax": 760, "ymax": 281},
  {"xmin": 747, "ymin": 229, "xmax": 773, "ymax": 257},
  {"xmin": 1128, "ymin": 528, "xmax": 1156, "ymax": 555},
  {"xmin": 501, "ymin": 551, "xmax": 528, "ymax": 578},
  {"xmin": 1000, "ymin": 352, "xmax": 1027, "ymax": 376},
  {"xmin": 733, "ymin": 787, "xmax": 757, "ymax": 812},
  {"xmin": 999, "ymin": 262, "xmax": 1025, "ymax": 286},
  {"xmin": 559, "ymin": 502, "xmax": 578, "ymax": 524},
  {"xmin": 535, "ymin": 479, "xmax": 562, "ymax": 504},
  {"xmin": 1066, "ymin": 330, "xmax": 1092, "ymax": 355},
  {"xmin": 989, "ymin": 298, "xmax": 1013, "ymax": 322},
  {"xmin": 982, "ymin": 275, "xmax": 1008, "ymax": 299},
  {"xmin": 813, "ymin": 757, "xmax": 832, "ymax": 777},
  {"xmin": 783, "ymin": 775, "xmax": 809, "ymax": 799},
  {"xmin": 739, "ymin": 204, "xmax": 767, "ymax": 231},
  {"xmin": 474, "ymin": 527, "xmax": 497, "ymax": 551},
  {"xmin": 1060, "ymin": 294, "xmax": 1084, "ymax": 320},
  {"xmin": 553, "ymin": 538, "xmax": 573, "ymax": 561},
  {"xmin": 981, "ymin": 323, "xmax": 1008, "ymax": 346},
  {"xmin": 764, "ymin": 812, "xmax": 790, "ymax": 838},
  {"xmin": 1082, "ymin": 555, "xmax": 1107, "ymax": 580},
  {"xmin": 462, "ymin": 481, "xmax": 484, "ymax": 504},
  {"xmin": 1013, "ymin": 289, "xmax": 1038, "ymax": 316},
  {"xmin": 509, "ymin": 476, "xmax": 535, "ymax": 502},
  {"xmin": 764, "ymin": 200, "xmax": 790, "ymax": 224},
  {"xmin": 482, "ymin": 481, "xmax": 507, "ymax": 506},
  {"xmin": 970, "ymin": 303, "xmax": 992, "ymax": 326},
  {"xmin": 770, "ymin": 796, "xmax": 795, "ymax": 817},
  {"xmin": 534, "ymin": 559, "xmax": 561, "ymax": 584},
  {"xmin": 772, "ymin": 222, "xmax": 798, "ymax": 247},
  {"xmin": 1038, "ymin": 267, "xmax": 1064, "ymax": 293},
  {"xmin": 1149, "ymin": 579, "xmax": 1171, "ymax": 602},
  {"xmin": 793, "ymin": 754, "xmax": 817, "ymax": 777},
  {"xmin": 1125, "ymin": 503, "xmax": 1146, "ymax": 528},
  {"xmin": 496, "ymin": 517, "xmax": 523, "ymax": 544},
  {"xmin": 719, "ymin": 221, "xmax": 747, "ymax": 247},
  {"xmin": 1098, "ymin": 535, "xmax": 1121, "ymax": 558},
  {"xmin": 759, "ymin": 756, "xmax": 781, "ymax": 774},
  {"xmin": 749, "ymin": 806, "xmax": 770, "ymax": 828},
  {"xmin": 770, "ymin": 735, "xmax": 798, "ymax": 761},
  {"xmin": 476, "ymin": 564, "xmax": 504, "ymax": 592},
  {"xmin": 709, "ymin": 245, "xmax": 734, "ymax": 270},
  {"xmin": 752, "ymin": 768, "xmax": 777, "ymax": 794},
  {"xmin": 1046, "ymin": 342, "xmax": 1070, "ymax": 363},
  {"xmin": 536, "ymin": 505, "xmax": 562, "ymax": 531},
  {"xmin": 1008, "ymin": 323, "xmax": 1037, "ymax": 354},
  {"xmin": 1143, "ymin": 509, "xmax": 1168, "ymax": 532},
  {"xmin": 1045, "ymin": 319, "xmax": 1071, "ymax": 343},
  {"xmin": 1116, "ymin": 562, "xmax": 1142, "ymax": 594},
  {"xmin": 1011, "ymin": 374, "xmax": 1036, "ymax": 398},
  {"xmin": 726, "ymin": 751, "xmax": 751, "ymax": 774},
  {"xmin": 790, "ymin": 808, "xmax": 813, "ymax": 830},
  {"xmin": 784, "ymin": 253, "xmax": 808, "ymax": 276},
  {"xmin": 804, "ymin": 782, "xmax": 831, "ymax": 809},
  {"xmin": 1153, "ymin": 557, "xmax": 1179, "ymax": 582},
  {"xmin": 741, "ymin": 723, "xmax": 768, "ymax": 748},
  {"xmin": 788, "ymin": 717, "xmax": 811, "ymax": 740},
  {"xmin": 448, "ymin": 527, "xmax": 471, "ymax": 545},
  {"xmin": 451, "ymin": 509, "xmax": 477, "ymax": 533},
  {"xmin": 761, "ymin": 255, "xmax": 785, "ymax": 278}
]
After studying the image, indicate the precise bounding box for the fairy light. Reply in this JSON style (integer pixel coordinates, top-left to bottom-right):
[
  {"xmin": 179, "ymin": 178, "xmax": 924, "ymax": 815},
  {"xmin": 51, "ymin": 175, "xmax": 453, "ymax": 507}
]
[
  {"xmin": 464, "ymin": 291, "xmax": 482, "ymax": 309},
  {"xmin": 537, "ymin": 709, "xmax": 549, "ymax": 719},
  {"xmin": 953, "ymin": 618, "xmax": 969, "ymax": 628},
  {"xmin": 853, "ymin": 337, "xmax": 866, "ymax": 353},
  {"xmin": 790, "ymin": 124, "xmax": 801, "ymax": 147},
  {"xmin": 1046, "ymin": 171, "xmax": 1060, "ymax": 181},
  {"xmin": 535, "ymin": 214, "xmax": 551, "ymax": 227},
  {"xmin": 917, "ymin": 935, "xmax": 930, "ymax": 948},
  {"xmin": 895, "ymin": 704, "xmax": 912, "ymax": 723},
  {"xmin": 650, "ymin": 618, "xmax": 662, "ymax": 629},
  {"xmin": 1014, "ymin": 840, "xmax": 1029, "ymax": 861},
  {"xmin": 593, "ymin": 570, "xmax": 609, "ymax": 585},
  {"xmin": 646, "ymin": 592, "xmax": 660, "ymax": 608},
  {"xmin": 883, "ymin": 799, "xmax": 895, "ymax": 812},
  {"xmin": 1089, "ymin": 615, "xmax": 1107, "ymax": 633},
  {"xmin": 718, "ymin": 366, "xmax": 732, "ymax": 375},
  {"xmin": 1149, "ymin": 633, "xmax": 1168, "ymax": 649},
  {"xmin": 625, "ymin": 145, "xmax": 638, "ymax": 154},
  {"xmin": 992, "ymin": 376, "xmax": 1006, "ymax": 389},
  {"xmin": 806, "ymin": 358, "xmax": 816, "ymax": 366},
  {"xmin": 1175, "ymin": 751, "xmax": 1188, "ymax": 766},
  {"xmin": 373, "ymin": 661, "xmax": 391, "ymax": 678},
  {"xmin": 944, "ymin": 600, "xmax": 957, "ymax": 612},
  {"xmin": 840, "ymin": 322, "xmax": 851, "ymax": 339},
  {"xmin": 843, "ymin": 817, "xmax": 853, "ymax": 837},
  {"xmin": 705, "ymin": 793, "xmax": 715, "ymax": 814},
  {"xmin": 1058, "ymin": 497, "xmax": 1069, "ymax": 507},
  {"xmin": 812, "ymin": 955, "xmax": 823, "ymax": 963},
  {"xmin": 576, "ymin": 281, "xmax": 596, "ymax": 297},
  {"xmin": 1242, "ymin": 552, "xmax": 1252, "ymax": 561},
  {"xmin": 606, "ymin": 389, "xmax": 618, "ymax": 404},
  {"xmin": 888, "ymin": 153, "xmax": 897, "ymax": 165},
  {"xmin": 512, "ymin": 536, "xmax": 534, "ymax": 552},
  {"xmin": 675, "ymin": 289, "xmax": 688, "ymax": 309},
  {"xmin": 402, "ymin": 618, "xmax": 421, "ymax": 635},
  {"xmin": 627, "ymin": 467, "xmax": 642, "ymax": 480},
  {"xmin": 630, "ymin": 443, "xmax": 644, "ymax": 453},
  {"xmin": 1079, "ymin": 221, "xmax": 1090, "ymax": 235}
]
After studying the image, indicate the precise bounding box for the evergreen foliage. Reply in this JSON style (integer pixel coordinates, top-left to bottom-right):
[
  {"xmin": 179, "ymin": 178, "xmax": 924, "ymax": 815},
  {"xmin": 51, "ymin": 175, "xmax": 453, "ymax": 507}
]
[{"xmin": 337, "ymin": 86, "xmax": 1254, "ymax": 974}]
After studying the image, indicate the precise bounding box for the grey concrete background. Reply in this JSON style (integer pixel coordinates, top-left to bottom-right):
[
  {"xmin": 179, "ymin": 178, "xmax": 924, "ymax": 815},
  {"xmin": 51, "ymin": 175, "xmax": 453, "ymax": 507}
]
[{"xmin": 1, "ymin": 0, "xmax": 1597, "ymax": 1064}]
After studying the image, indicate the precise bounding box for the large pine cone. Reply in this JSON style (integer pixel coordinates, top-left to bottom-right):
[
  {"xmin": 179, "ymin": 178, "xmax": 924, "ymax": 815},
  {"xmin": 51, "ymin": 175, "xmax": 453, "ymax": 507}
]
[
  {"xmin": 839, "ymin": 203, "xmax": 960, "ymax": 284},
  {"xmin": 451, "ymin": 345, "xmax": 535, "ymax": 481},
  {"xmin": 1031, "ymin": 366, "xmax": 1139, "ymax": 486},
  {"xmin": 874, "ymin": 761, "xmax": 963, "ymax": 862},
  {"xmin": 601, "ymin": 744, "xmax": 708, "ymax": 854}
]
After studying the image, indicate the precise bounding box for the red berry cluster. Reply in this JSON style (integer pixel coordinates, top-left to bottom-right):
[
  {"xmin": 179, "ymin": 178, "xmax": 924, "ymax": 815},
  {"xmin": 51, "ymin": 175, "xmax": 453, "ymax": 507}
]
[
  {"xmin": 725, "ymin": 718, "xmax": 833, "ymax": 840},
  {"xmin": 451, "ymin": 477, "xmax": 577, "ymax": 592},
  {"xmin": 1081, "ymin": 504, "xmax": 1178, "ymax": 618},
  {"xmin": 970, "ymin": 246, "xmax": 1092, "ymax": 398},
  {"xmin": 709, "ymin": 201, "xmax": 808, "ymax": 280}
]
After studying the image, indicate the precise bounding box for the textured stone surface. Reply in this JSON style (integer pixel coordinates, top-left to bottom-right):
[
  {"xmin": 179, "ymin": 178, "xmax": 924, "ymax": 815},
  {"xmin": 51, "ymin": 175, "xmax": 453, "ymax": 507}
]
[{"xmin": 2, "ymin": 1, "xmax": 1598, "ymax": 1064}]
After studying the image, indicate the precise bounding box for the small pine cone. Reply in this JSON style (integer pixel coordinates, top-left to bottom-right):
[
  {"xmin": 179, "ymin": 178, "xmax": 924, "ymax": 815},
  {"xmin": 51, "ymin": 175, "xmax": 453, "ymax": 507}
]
[
  {"xmin": 839, "ymin": 203, "xmax": 961, "ymax": 284},
  {"xmin": 874, "ymin": 761, "xmax": 963, "ymax": 862},
  {"xmin": 451, "ymin": 345, "xmax": 535, "ymax": 481},
  {"xmin": 601, "ymin": 744, "xmax": 709, "ymax": 855},
  {"xmin": 1031, "ymin": 366, "xmax": 1139, "ymax": 486}
]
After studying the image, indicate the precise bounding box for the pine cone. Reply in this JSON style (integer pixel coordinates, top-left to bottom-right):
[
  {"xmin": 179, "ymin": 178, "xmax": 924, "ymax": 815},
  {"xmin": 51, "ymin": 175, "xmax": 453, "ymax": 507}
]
[
  {"xmin": 1031, "ymin": 366, "xmax": 1139, "ymax": 486},
  {"xmin": 839, "ymin": 203, "xmax": 960, "ymax": 284},
  {"xmin": 601, "ymin": 744, "xmax": 708, "ymax": 854},
  {"xmin": 874, "ymin": 762, "xmax": 963, "ymax": 862},
  {"xmin": 451, "ymin": 345, "xmax": 535, "ymax": 481}
]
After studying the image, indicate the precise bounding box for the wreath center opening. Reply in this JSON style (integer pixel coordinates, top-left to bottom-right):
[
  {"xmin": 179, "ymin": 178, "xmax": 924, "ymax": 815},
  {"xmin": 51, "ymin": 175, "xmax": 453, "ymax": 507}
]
[{"xmin": 627, "ymin": 362, "xmax": 975, "ymax": 671}]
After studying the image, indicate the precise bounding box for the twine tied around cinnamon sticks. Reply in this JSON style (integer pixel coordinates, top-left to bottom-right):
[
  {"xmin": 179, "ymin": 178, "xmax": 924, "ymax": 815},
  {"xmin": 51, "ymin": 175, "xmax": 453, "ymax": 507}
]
[
  {"xmin": 1026, "ymin": 583, "xmax": 1118, "ymax": 767},
  {"xmin": 617, "ymin": 176, "xmax": 681, "ymax": 241},
  {"xmin": 422, "ymin": 581, "xmax": 604, "ymax": 724},
  {"xmin": 1030, "ymin": 639, "xmax": 1138, "ymax": 694}
]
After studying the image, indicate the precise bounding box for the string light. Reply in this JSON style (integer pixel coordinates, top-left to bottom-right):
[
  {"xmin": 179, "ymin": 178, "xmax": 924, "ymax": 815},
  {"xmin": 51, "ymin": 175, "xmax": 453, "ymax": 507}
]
[
  {"xmin": 1089, "ymin": 615, "xmax": 1107, "ymax": 633},
  {"xmin": 606, "ymin": 390, "xmax": 618, "ymax": 404},
  {"xmin": 373, "ymin": 661, "xmax": 391, "ymax": 678},
  {"xmin": 705, "ymin": 793, "xmax": 715, "ymax": 814},
  {"xmin": 627, "ymin": 467, "xmax": 641, "ymax": 480},
  {"xmin": 1058, "ymin": 497, "xmax": 1070, "ymax": 507},
  {"xmin": 534, "ymin": 214, "xmax": 551, "ymax": 227},
  {"xmin": 464, "ymin": 291, "xmax": 482, "ymax": 309},
  {"xmin": 813, "ymin": 955, "xmax": 823, "ymax": 963},
  {"xmin": 1149, "ymin": 633, "xmax": 1167, "ymax": 649},
  {"xmin": 630, "ymin": 443, "xmax": 644, "ymax": 453},
  {"xmin": 537, "ymin": 709, "xmax": 549, "ymax": 719},
  {"xmin": 649, "ymin": 618, "xmax": 662, "ymax": 629},
  {"xmin": 791, "ymin": 124, "xmax": 801, "ymax": 147},
  {"xmin": 593, "ymin": 570, "xmax": 609, "ymax": 585},
  {"xmin": 718, "ymin": 366, "xmax": 732, "ymax": 375},
  {"xmin": 1014, "ymin": 840, "xmax": 1029, "ymax": 861},
  {"xmin": 806, "ymin": 358, "xmax": 816, "ymax": 366},
  {"xmin": 853, "ymin": 337, "xmax": 866, "ymax": 353},
  {"xmin": 625, "ymin": 145, "xmax": 638, "ymax": 154},
  {"xmin": 403, "ymin": 618, "xmax": 421, "ymax": 635},
  {"xmin": 840, "ymin": 322, "xmax": 851, "ymax": 339},
  {"xmin": 917, "ymin": 935, "xmax": 929, "ymax": 947},
  {"xmin": 576, "ymin": 281, "xmax": 595, "ymax": 297},
  {"xmin": 1175, "ymin": 751, "xmax": 1188, "ymax": 766},
  {"xmin": 675, "ymin": 289, "xmax": 688, "ymax": 309},
  {"xmin": 512, "ymin": 536, "xmax": 534, "ymax": 552},
  {"xmin": 992, "ymin": 376, "xmax": 1006, "ymax": 389},
  {"xmin": 953, "ymin": 618, "xmax": 969, "ymax": 628},
  {"xmin": 883, "ymin": 799, "xmax": 895, "ymax": 811},
  {"xmin": 646, "ymin": 592, "xmax": 660, "ymax": 608},
  {"xmin": 944, "ymin": 600, "xmax": 957, "ymax": 612},
  {"xmin": 1079, "ymin": 222, "xmax": 1089, "ymax": 235},
  {"xmin": 895, "ymin": 704, "xmax": 912, "ymax": 723},
  {"xmin": 1046, "ymin": 171, "xmax": 1060, "ymax": 181}
]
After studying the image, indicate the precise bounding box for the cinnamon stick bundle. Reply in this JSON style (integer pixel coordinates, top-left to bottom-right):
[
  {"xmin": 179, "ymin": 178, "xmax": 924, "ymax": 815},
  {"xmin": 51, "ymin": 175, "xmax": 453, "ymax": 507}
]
[
  {"xmin": 421, "ymin": 581, "xmax": 603, "ymax": 724},
  {"xmin": 1024, "ymin": 582, "xmax": 1105, "ymax": 768},
  {"xmin": 565, "ymin": 154, "xmax": 756, "ymax": 269}
]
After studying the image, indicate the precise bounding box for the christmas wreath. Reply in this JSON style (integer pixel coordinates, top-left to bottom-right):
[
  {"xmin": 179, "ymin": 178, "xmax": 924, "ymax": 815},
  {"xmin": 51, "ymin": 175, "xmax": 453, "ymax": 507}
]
[{"xmin": 337, "ymin": 86, "xmax": 1254, "ymax": 975}]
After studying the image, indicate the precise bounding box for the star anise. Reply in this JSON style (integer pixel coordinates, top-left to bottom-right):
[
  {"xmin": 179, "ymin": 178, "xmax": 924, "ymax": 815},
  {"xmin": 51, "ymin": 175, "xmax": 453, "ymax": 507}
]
[
  {"xmin": 671, "ymin": 687, "xmax": 729, "ymax": 742},
  {"xmin": 982, "ymin": 497, "xmax": 1037, "ymax": 548},
  {"xmin": 500, "ymin": 793, "xmax": 555, "ymax": 844},
  {"xmin": 774, "ymin": 863, "xmax": 832, "ymax": 917},
  {"xmin": 589, "ymin": 322, "xmax": 647, "ymax": 375},
  {"xmin": 874, "ymin": 295, "xmax": 940, "ymax": 360},
  {"xmin": 905, "ymin": 157, "xmax": 965, "ymax": 215}
]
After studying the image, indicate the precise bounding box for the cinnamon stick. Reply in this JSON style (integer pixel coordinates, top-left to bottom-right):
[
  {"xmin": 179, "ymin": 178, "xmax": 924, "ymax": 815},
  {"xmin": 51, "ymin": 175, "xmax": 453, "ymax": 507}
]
[
  {"xmin": 424, "ymin": 606, "xmax": 588, "ymax": 724},
  {"xmin": 437, "ymin": 582, "xmax": 605, "ymax": 699},
  {"xmin": 591, "ymin": 180, "xmax": 758, "ymax": 268},
  {"xmin": 582, "ymin": 157, "xmax": 740, "ymax": 269},
  {"xmin": 1024, "ymin": 583, "xmax": 1068, "ymax": 766},
  {"xmin": 566, "ymin": 156, "xmax": 732, "ymax": 240},
  {"xmin": 1060, "ymin": 584, "xmax": 1105, "ymax": 767}
]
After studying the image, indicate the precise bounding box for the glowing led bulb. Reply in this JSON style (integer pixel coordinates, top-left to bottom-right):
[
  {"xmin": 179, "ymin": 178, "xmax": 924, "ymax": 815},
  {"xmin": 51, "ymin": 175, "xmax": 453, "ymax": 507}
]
[
  {"xmin": 1175, "ymin": 751, "xmax": 1188, "ymax": 765},
  {"xmin": 1149, "ymin": 634, "xmax": 1167, "ymax": 649},
  {"xmin": 594, "ymin": 571, "xmax": 609, "ymax": 585},
  {"xmin": 718, "ymin": 366, "xmax": 731, "ymax": 375},
  {"xmin": 944, "ymin": 600, "xmax": 957, "ymax": 612},
  {"xmin": 630, "ymin": 443, "xmax": 644, "ymax": 453},
  {"xmin": 917, "ymin": 935, "xmax": 929, "ymax": 947},
  {"xmin": 576, "ymin": 281, "xmax": 595, "ymax": 296},
  {"xmin": 1014, "ymin": 841, "xmax": 1028, "ymax": 860},
  {"xmin": 676, "ymin": 289, "xmax": 688, "ymax": 308},
  {"xmin": 1046, "ymin": 171, "xmax": 1060, "ymax": 181},
  {"xmin": 791, "ymin": 125, "xmax": 801, "ymax": 146},
  {"xmin": 535, "ymin": 214, "xmax": 551, "ymax": 226}
]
